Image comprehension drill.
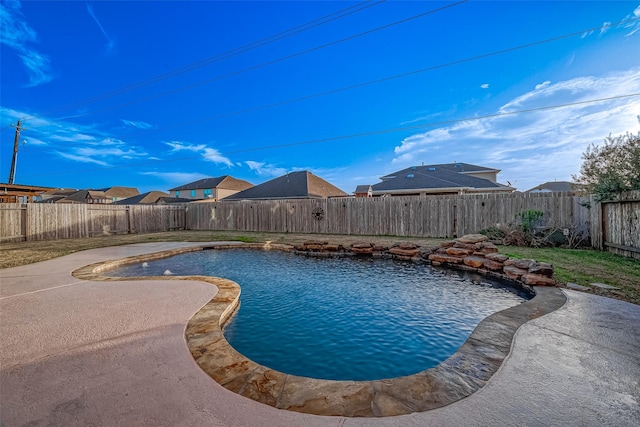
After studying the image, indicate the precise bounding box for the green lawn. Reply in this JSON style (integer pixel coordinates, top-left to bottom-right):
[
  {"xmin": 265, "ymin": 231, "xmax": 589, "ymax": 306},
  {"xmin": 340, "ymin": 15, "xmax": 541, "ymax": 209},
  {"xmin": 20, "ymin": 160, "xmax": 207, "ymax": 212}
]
[{"xmin": 500, "ymin": 246, "xmax": 640, "ymax": 304}]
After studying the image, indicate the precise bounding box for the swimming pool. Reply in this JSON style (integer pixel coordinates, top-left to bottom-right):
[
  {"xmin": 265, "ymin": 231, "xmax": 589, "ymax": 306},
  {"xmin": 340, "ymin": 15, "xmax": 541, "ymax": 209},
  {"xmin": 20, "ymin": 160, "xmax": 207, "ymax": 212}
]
[{"xmin": 113, "ymin": 248, "xmax": 531, "ymax": 381}]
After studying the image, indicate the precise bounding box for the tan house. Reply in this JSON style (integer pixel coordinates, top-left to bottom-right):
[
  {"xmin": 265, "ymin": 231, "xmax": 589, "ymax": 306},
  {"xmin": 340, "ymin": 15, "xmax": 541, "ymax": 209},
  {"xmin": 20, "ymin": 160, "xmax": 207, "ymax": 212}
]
[
  {"xmin": 168, "ymin": 176, "xmax": 253, "ymax": 201},
  {"xmin": 353, "ymin": 185, "xmax": 372, "ymax": 197},
  {"xmin": 98, "ymin": 186, "xmax": 140, "ymax": 202}
]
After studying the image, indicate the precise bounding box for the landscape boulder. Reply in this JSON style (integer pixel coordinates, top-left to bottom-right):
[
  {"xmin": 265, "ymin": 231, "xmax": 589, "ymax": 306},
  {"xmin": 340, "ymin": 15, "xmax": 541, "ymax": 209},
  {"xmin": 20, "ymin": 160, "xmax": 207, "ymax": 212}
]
[
  {"xmin": 456, "ymin": 234, "xmax": 488, "ymax": 244},
  {"xmin": 522, "ymin": 273, "xmax": 556, "ymax": 286}
]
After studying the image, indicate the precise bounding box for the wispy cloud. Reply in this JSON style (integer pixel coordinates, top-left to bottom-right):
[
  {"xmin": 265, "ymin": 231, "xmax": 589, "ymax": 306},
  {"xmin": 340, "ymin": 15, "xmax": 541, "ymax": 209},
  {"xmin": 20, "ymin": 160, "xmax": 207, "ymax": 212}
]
[
  {"xmin": 141, "ymin": 171, "xmax": 208, "ymax": 184},
  {"xmin": 583, "ymin": 5, "xmax": 640, "ymax": 38},
  {"xmin": 0, "ymin": 106, "xmax": 148, "ymax": 167},
  {"xmin": 121, "ymin": 119, "xmax": 156, "ymax": 129},
  {"xmin": 391, "ymin": 68, "xmax": 640, "ymax": 190},
  {"xmin": 245, "ymin": 161, "xmax": 288, "ymax": 177},
  {"xmin": 75, "ymin": 146, "xmax": 147, "ymax": 160},
  {"xmin": 86, "ymin": 2, "xmax": 115, "ymax": 54},
  {"xmin": 165, "ymin": 141, "xmax": 233, "ymax": 166},
  {"xmin": 0, "ymin": 0, "xmax": 53, "ymax": 86},
  {"xmin": 534, "ymin": 81, "xmax": 551, "ymax": 90},
  {"xmin": 480, "ymin": 83, "xmax": 490, "ymax": 89},
  {"xmin": 55, "ymin": 151, "xmax": 110, "ymax": 166},
  {"xmin": 624, "ymin": 5, "xmax": 640, "ymax": 37}
]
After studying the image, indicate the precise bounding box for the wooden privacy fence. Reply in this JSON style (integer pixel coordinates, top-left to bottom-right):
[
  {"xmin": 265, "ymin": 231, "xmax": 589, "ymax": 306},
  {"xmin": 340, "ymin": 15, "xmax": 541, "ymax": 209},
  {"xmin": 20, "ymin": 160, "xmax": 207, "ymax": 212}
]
[
  {"xmin": 590, "ymin": 190, "xmax": 640, "ymax": 260},
  {"xmin": 3, "ymin": 192, "xmax": 637, "ymax": 260},
  {"xmin": 0, "ymin": 203, "xmax": 186, "ymax": 242},
  {"xmin": 186, "ymin": 192, "xmax": 590, "ymax": 238}
]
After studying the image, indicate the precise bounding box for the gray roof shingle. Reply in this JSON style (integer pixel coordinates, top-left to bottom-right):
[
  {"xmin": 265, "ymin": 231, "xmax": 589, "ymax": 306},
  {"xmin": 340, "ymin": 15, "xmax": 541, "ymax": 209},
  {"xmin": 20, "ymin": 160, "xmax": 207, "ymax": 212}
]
[
  {"xmin": 380, "ymin": 163, "xmax": 497, "ymax": 180},
  {"xmin": 224, "ymin": 171, "xmax": 347, "ymax": 200},
  {"xmin": 168, "ymin": 176, "xmax": 253, "ymax": 192},
  {"xmin": 114, "ymin": 191, "xmax": 170, "ymax": 205},
  {"xmin": 373, "ymin": 163, "xmax": 507, "ymax": 193},
  {"xmin": 526, "ymin": 181, "xmax": 574, "ymax": 192}
]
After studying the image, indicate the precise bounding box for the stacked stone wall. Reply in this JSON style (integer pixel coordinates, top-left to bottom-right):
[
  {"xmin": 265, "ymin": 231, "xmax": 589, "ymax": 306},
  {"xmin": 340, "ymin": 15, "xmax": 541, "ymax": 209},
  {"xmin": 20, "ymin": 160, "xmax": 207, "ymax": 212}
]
[{"xmin": 293, "ymin": 234, "xmax": 556, "ymax": 287}]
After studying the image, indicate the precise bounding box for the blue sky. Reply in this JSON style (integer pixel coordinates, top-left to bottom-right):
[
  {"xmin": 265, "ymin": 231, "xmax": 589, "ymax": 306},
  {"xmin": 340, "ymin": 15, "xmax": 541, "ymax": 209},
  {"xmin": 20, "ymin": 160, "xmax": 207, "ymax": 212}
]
[{"xmin": 1, "ymin": 0, "xmax": 639, "ymax": 194}]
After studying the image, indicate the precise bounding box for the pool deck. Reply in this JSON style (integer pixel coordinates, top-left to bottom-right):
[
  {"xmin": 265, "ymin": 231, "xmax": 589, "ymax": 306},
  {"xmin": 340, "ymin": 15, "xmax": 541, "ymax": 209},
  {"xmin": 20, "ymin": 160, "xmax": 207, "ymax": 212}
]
[{"xmin": 1, "ymin": 242, "xmax": 639, "ymax": 426}]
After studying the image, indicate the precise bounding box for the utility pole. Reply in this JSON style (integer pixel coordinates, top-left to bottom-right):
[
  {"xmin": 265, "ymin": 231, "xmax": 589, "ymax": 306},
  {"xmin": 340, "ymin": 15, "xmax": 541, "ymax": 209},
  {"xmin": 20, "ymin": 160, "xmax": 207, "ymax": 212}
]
[{"xmin": 8, "ymin": 120, "xmax": 26, "ymax": 184}]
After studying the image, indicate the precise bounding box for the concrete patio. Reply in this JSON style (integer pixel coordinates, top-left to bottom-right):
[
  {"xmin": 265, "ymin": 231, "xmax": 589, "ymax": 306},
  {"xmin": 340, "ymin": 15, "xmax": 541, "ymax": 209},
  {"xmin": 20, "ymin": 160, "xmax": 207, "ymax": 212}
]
[{"xmin": 1, "ymin": 242, "xmax": 638, "ymax": 426}]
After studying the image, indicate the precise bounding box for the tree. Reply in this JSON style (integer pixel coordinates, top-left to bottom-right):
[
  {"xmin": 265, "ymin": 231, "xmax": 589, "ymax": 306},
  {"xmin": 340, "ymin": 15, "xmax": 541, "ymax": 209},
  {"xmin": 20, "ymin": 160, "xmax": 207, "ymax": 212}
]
[{"xmin": 573, "ymin": 132, "xmax": 640, "ymax": 201}]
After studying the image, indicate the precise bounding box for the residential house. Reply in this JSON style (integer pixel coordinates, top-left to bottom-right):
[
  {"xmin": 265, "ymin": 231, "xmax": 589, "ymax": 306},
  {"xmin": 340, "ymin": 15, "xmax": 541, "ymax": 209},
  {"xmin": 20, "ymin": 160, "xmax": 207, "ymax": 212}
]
[
  {"xmin": 354, "ymin": 185, "xmax": 372, "ymax": 197},
  {"xmin": 0, "ymin": 183, "xmax": 52, "ymax": 203},
  {"xmin": 115, "ymin": 191, "xmax": 190, "ymax": 205},
  {"xmin": 367, "ymin": 163, "xmax": 514, "ymax": 196},
  {"xmin": 97, "ymin": 186, "xmax": 140, "ymax": 203},
  {"xmin": 57, "ymin": 190, "xmax": 111, "ymax": 204},
  {"xmin": 224, "ymin": 171, "xmax": 348, "ymax": 200},
  {"xmin": 525, "ymin": 181, "xmax": 575, "ymax": 193},
  {"xmin": 168, "ymin": 176, "xmax": 253, "ymax": 201},
  {"xmin": 39, "ymin": 188, "xmax": 78, "ymax": 203}
]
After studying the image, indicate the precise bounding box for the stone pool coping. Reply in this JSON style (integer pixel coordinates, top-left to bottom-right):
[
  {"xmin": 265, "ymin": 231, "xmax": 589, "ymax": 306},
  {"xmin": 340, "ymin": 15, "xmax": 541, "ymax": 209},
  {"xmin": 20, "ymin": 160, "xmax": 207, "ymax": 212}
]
[{"xmin": 72, "ymin": 242, "xmax": 567, "ymax": 418}]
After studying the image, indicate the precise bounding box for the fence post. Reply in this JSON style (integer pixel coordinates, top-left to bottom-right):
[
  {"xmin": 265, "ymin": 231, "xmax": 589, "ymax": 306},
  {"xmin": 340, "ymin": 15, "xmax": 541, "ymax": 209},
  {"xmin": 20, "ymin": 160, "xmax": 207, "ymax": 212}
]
[{"xmin": 126, "ymin": 206, "xmax": 131, "ymax": 234}]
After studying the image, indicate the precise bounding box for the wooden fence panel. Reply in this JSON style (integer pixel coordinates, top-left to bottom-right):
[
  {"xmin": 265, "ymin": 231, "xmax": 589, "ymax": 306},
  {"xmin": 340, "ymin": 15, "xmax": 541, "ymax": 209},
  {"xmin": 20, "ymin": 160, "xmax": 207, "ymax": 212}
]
[
  {"xmin": 0, "ymin": 203, "xmax": 186, "ymax": 241},
  {"xmin": 9, "ymin": 193, "xmax": 639, "ymax": 260},
  {"xmin": 0, "ymin": 204, "xmax": 26, "ymax": 242},
  {"xmin": 599, "ymin": 191, "xmax": 640, "ymax": 260},
  {"xmin": 184, "ymin": 192, "xmax": 592, "ymax": 240}
]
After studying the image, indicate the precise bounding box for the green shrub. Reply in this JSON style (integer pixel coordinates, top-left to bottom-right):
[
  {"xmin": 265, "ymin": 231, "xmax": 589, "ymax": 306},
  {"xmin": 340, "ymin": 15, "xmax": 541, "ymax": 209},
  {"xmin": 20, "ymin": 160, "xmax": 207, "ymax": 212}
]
[{"xmin": 479, "ymin": 226, "xmax": 506, "ymax": 241}]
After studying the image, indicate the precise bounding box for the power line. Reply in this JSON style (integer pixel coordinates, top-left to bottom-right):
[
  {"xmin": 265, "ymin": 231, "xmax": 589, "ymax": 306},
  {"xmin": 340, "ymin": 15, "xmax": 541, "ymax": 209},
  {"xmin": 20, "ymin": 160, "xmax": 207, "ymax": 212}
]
[
  {"xmin": 14, "ymin": 0, "xmax": 386, "ymax": 123},
  {"xmin": 22, "ymin": 14, "xmax": 638, "ymax": 137},
  {"xmin": 111, "ymin": 16, "xmax": 640, "ymax": 139},
  {"xmin": 36, "ymin": 0, "xmax": 468, "ymax": 124},
  {"xmin": 19, "ymin": 93, "xmax": 640, "ymax": 179}
]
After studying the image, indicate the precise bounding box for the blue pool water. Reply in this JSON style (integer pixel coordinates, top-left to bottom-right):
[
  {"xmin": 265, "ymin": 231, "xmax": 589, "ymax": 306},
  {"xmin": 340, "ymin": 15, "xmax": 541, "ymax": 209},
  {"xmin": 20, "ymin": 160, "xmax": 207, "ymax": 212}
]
[{"xmin": 113, "ymin": 248, "xmax": 531, "ymax": 381}]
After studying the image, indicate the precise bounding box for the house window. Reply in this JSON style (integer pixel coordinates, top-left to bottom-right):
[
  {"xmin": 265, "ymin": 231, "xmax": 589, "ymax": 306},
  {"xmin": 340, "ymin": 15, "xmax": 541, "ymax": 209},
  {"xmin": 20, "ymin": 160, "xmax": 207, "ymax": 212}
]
[
  {"xmin": 203, "ymin": 189, "xmax": 212, "ymax": 198},
  {"xmin": 191, "ymin": 189, "xmax": 196, "ymax": 197},
  {"xmin": 175, "ymin": 191, "xmax": 180, "ymax": 197}
]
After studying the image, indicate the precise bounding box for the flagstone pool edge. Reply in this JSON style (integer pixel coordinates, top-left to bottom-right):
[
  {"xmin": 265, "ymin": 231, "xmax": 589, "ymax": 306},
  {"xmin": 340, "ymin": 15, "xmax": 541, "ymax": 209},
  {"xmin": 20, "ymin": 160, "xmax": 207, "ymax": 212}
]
[{"xmin": 71, "ymin": 242, "xmax": 566, "ymax": 417}]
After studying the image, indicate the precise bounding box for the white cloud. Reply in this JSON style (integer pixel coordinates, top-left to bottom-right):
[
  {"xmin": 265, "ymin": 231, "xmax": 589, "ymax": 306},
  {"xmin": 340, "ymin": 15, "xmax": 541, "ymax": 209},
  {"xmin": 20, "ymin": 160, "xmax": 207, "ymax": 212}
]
[
  {"xmin": 245, "ymin": 161, "xmax": 287, "ymax": 177},
  {"xmin": 600, "ymin": 21, "xmax": 612, "ymax": 36},
  {"xmin": 56, "ymin": 151, "xmax": 109, "ymax": 166},
  {"xmin": 0, "ymin": 106, "xmax": 150, "ymax": 167},
  {"xmin": 0, "ymin": 0, "xmax": 53, "ymax": 86},
  {"xmin": 391, "ymin": 68, "xmax": 640, "ymax": 191},
  {"xmin": 86, "ymin": 3, "xmax": 116, "ymax": 54},
  {"xmin": 480, "ymin": 83, "xmax": 490, "ymax": 89},
  {"xmin": 141, "ymin": 171, "xmax": 208, "ymax": 184},
  {"xmin": 22, "ymin": 136, "xmax": 47, "ymax": 146},
  {"xmin": 75, "ymin": 146, "xmax": 147, "ymax": 159},
  {"xmin": 624, "ymin": 5, "xmax": 640, "ymax": 37},
  {"xmin": 535, "ymin": 81, "xmax": 551, "ymax": 90},
  {"xmin": 165, "ymin": 141, "xmax": 232, "ymax": 166},
  {"xmin": 121, "ymin": 119, "xmax": 156, "ymax": 129}
]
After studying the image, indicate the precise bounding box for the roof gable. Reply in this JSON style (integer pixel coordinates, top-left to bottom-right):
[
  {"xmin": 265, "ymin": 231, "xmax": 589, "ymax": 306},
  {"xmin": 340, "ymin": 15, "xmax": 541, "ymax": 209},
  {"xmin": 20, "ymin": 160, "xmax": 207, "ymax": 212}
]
[
  {"xmin": 225, "ymin": 171, "xmax": 347, "ymax": 200},
  {"xmin": 354, "ymin": 185, "xmax": 372, "ymax": 193},
  {"xmin": 526, "ymin": 181, "xmax": 574, "ymax": 193},
  {"xmin": 168, "ymin": 175, "xmax": 253, "ymax": 191},
  {"xmin": 115, "ymin": 191, "xmax": 169, "ymax": 204},
  {"xmin": 372, "ymin": 167, "xmax": 504, "ymax": 192},
  {"xmin": 381, "ymin": 163, "xmax": 498, "ymax": 180},
  {"xmin": 98, "ymin": 186, "xmax": 139, "ymax": 198}
]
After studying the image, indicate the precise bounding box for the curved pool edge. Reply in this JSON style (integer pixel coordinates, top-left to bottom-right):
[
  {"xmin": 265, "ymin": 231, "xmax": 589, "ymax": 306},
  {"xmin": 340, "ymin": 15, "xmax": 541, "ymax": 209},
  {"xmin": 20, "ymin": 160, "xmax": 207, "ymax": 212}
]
[{"xmin": 71, "ymin": 242, "xmax": 567, "ymax": 418}]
